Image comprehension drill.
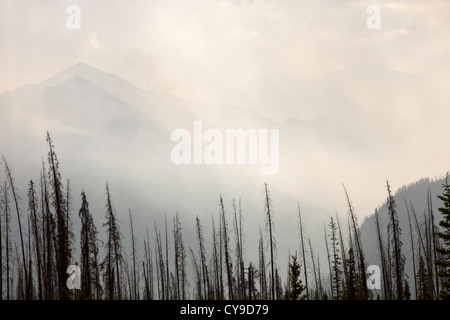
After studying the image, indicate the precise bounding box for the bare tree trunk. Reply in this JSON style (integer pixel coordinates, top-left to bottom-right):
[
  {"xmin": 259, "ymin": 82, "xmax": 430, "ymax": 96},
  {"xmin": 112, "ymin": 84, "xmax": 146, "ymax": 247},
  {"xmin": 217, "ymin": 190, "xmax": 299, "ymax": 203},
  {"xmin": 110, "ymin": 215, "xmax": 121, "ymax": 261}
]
[
  {"xmin": 103, "ymin": 183, "xmax": 123, "ymax": 300},
  {"xmin": 317, "ymin": 256, "xmax": 323, "ymax": 299},
  {"xmin": 218, "ymin": 214, "xmax": 224, "ymax": 300},
  {"xmin": 220, "ymin": 195, "xmax": 234, "ymax": 300},
  {"xmin": 79, "ymin": 190, "xmax": 100, "ymax": 300},
  {"xmin": 154, "ymin": 221, "xmax": 165, "ymax": 300},
  {"xmin": 404, "ymin": 200, "xmax": 417, "ymax": 299},
  {"xmin": 154, "ymin": 241, "xmax": 161, "ymax": 300},
  {"xmin": 164, "ymin": 214, "xmax": 170, "ymax": 300},
  {"xmin": 211, "ymin": 216, "xmax": 222, "ymax": 300},
  {"xmin": 46, "ymin": 134, "xmax": 73, "ymax": 300},
  {"xmin": 238, "ymin": 200, "xmax": 245, "ymax": 299},
  {"xmin": 297, "ymin": 204, "xmax": 309, "ymax": 299},
  {"xmin": 129, "ymin": 210, "xmax": 138, "ymax": 299},
  {"xmin": 258, "ymin": 227, "xmax": 267, "ymax": 300},
  {"xmin": 145, "ymin": 228, "xmax": 154, "ymax": 300},
  {"xmin": 410, "ymin": 203, "xmax": 427, "ymax": 266},
  {"xmin": 29, "ymin": 180, "xmax": 43, "ymax": 300},
  {"xmin": 248, "ymin": 263, "xmax": 254, "ymax": 300},
  {"xmin": 195, "ymin": 215, "xmax": 209, "ymax": 300},
  {"xmin": 386, "ymin": 180, "xmax": 404, "ymax": 300},
  {"xmin": 190, "ymin": 247, "xmax": 201, "ymax": 299},
  {"xmin": 324, "ymin": 223, "xmax": 333, "ymax": 298},
  {"xmin": 27, "ymin": 207, "xmax": 34, "ymax": 299},
  {"xmin": 232, "ymin": 200, "xmax": 244, "ymax": 299},
  {"xmin": 0, "ymin": 185, "xmax": 4, "ymax": 301},
  {"xmin": 46, "ymin": 134, "xmax": 70, "ymax": 300},
  {"xmin": 142, "ymin": 259, "xmax": 149, "ymax": 300},
  {"xmin": 173, "ymin": 213, "xmax": 186, "ymax": 300},
  {"xmin": 40, "ymin": 166, "xmax": 56, "ymax": 299},
  {"xmin": 336, "ymin": 213, "xmax": 348, "ymax": 287},
  {"xmin": 148, "ymin": 230, "xmax": 154, "ymax": 300},
  {"xmin": 309, "ymin": 238, "xmax": 319, "ymax": 299},
  {"xmin": 0, "ymin": 183, "xmax": 3, "ymax": 301},
  {"xmin": 113, "ymin": 215, "xmax": 121, "ymax": 299},
  {"xmin": 374, "ymin": 208, "xmax": 391, "ymax": 299},
  {"xmin": 427, "ymin": 188, "xmax": 440, "ymax": 298},
  {"xmin": 330, "ymin": 217, "xmax": 342, "ymax": 300},
  {"xmin": 5, "ymin": 181, "xmax": 11, "ymax": 300},
  {"xmin": 143, "ymin": 227, "xmax": 153, "ymax": 300},
  {"xmin": 173, "ymin": 217, "xmax": 180, "ymax": 300},
  {"xmin": 424, "ymin": 195, "xmax": 434, "ymax": 298},
  {"xmin": 66, "ymin": 179, "xmax": 73, "ymax": 263},
  {"xmin": 342, "ymin": 183, "xmax": 368, "ymax": 299},
  {"xmin": 2, "ymin": 157, "xmax": 28, "ymax": 299},
  {"xmin": 263, "ymin": 183, "xmax": 276, "ymax": 300}
]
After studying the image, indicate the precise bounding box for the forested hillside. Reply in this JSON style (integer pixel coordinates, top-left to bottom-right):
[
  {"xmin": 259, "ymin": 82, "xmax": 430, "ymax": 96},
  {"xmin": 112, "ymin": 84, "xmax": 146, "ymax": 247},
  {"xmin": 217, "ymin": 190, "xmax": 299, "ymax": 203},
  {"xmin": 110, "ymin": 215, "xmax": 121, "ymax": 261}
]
[{"xmin": 1, "ymin": 133, "xmax": 449, "ymax": 300}]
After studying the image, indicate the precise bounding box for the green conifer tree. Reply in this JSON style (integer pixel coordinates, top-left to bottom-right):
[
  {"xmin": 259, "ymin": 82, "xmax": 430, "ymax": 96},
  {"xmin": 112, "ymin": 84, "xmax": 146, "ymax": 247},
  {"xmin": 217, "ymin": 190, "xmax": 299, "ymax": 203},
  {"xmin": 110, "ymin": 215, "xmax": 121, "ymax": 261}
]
[
  {"xmin": 329, "ymin": 217, "xmax": 342, "ymax": 299},
  {"xmin": 343, "ymin": 248, "xmax": 357, "ymax": 300},
  {"xmin": 435, "ymin": 174, "xmax": 450, "ymax": 299},
  {"xmin": 417, "ymin": 256, "xmax": 432, "ymax": 300},
  {"xmin": 403, "ymin": 279, "xmax": 411, "ymax": 300},
  {"xmin": 285, "ymin": 255, "xmax": 306, "ymax": 300}
]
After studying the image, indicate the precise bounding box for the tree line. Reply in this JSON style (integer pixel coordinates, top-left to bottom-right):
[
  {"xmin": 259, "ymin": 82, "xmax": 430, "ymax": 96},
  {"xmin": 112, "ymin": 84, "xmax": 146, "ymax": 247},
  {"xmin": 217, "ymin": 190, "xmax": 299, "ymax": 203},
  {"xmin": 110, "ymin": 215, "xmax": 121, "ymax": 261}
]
[{"xmin": 0, "ymin": 132, "xmax": 449, "ymax": 300}]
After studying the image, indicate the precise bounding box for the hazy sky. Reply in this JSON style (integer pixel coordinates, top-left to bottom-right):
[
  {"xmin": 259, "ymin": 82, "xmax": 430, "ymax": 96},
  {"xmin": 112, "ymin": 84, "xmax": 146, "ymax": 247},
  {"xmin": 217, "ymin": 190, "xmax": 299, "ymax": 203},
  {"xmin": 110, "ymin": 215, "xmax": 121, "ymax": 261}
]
[
  {"xmin": 1, "ymin": 0, "xmax": 449, "ymax": 98},
  {"xmin": 1, "ymin": 0, "xmax": 450, "ymax": 218}
]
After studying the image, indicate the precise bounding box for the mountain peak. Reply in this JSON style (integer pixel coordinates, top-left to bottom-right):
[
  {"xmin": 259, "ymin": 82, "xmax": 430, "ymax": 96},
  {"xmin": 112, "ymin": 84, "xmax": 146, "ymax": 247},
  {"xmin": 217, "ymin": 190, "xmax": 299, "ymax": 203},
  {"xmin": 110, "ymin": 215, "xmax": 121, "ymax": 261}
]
[
  {"xmin": 66, "ymin": 62, "xmax": 101, "ymax": 73},
  {"xmin": 43, "ymin": 62, "xmax": 112, "ymax": 87},
  {"xmin": 39, "ymin": 62, "xmax": 153, "ymax": 103}
]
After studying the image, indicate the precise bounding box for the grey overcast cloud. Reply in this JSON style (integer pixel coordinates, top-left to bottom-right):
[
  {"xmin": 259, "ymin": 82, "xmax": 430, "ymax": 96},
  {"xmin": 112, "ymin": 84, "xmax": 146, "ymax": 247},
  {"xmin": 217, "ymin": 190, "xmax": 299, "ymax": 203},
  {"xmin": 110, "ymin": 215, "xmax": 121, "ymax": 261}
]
[
  {"xmin": 1, "ymin": 0, "xmax": 450, "ymax": 305},
  {"xmin": 1, "ymin": 0, "xmax": 449, "ymax": 216}
]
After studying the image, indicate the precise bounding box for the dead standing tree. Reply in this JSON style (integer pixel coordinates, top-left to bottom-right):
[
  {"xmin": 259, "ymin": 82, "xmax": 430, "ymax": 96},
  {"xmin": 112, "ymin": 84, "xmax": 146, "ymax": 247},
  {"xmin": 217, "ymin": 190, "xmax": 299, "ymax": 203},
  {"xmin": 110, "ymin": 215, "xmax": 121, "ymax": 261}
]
[
  {"xmin": 2, "ymin": 156, "xmax": 29, "ymax": 299},
  {"xmin": 263, "ymin": 182, "xmax": 276, "ymax": 300}
]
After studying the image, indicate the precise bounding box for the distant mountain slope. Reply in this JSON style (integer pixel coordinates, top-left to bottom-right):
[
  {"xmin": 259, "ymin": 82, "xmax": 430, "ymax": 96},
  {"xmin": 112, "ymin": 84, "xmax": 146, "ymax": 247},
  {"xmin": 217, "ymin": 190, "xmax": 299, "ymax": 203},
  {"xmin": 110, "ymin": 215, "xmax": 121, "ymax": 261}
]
[
  {"xmin": 0, "ymin": 63, "xmax": 337, "ymax": 270},
  {"xmin": 358, "ymin": 176, "xmax": 447, "ymax": 298},
  {"xmin": 1, "ymin": 62, "xmax": 449, "ymax": 286},
  {"xmin": 225, "ymin": 63, "xmax": 447, "ymax": 123}
]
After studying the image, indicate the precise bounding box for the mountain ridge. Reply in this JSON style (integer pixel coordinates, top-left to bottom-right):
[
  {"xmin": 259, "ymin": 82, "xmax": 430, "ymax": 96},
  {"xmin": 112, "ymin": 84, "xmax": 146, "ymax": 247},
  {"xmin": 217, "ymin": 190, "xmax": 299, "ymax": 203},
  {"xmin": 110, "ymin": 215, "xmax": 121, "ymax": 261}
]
[{"xmin": 1, "ymin": 63, "xmax": 449, "ymax": 288}]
